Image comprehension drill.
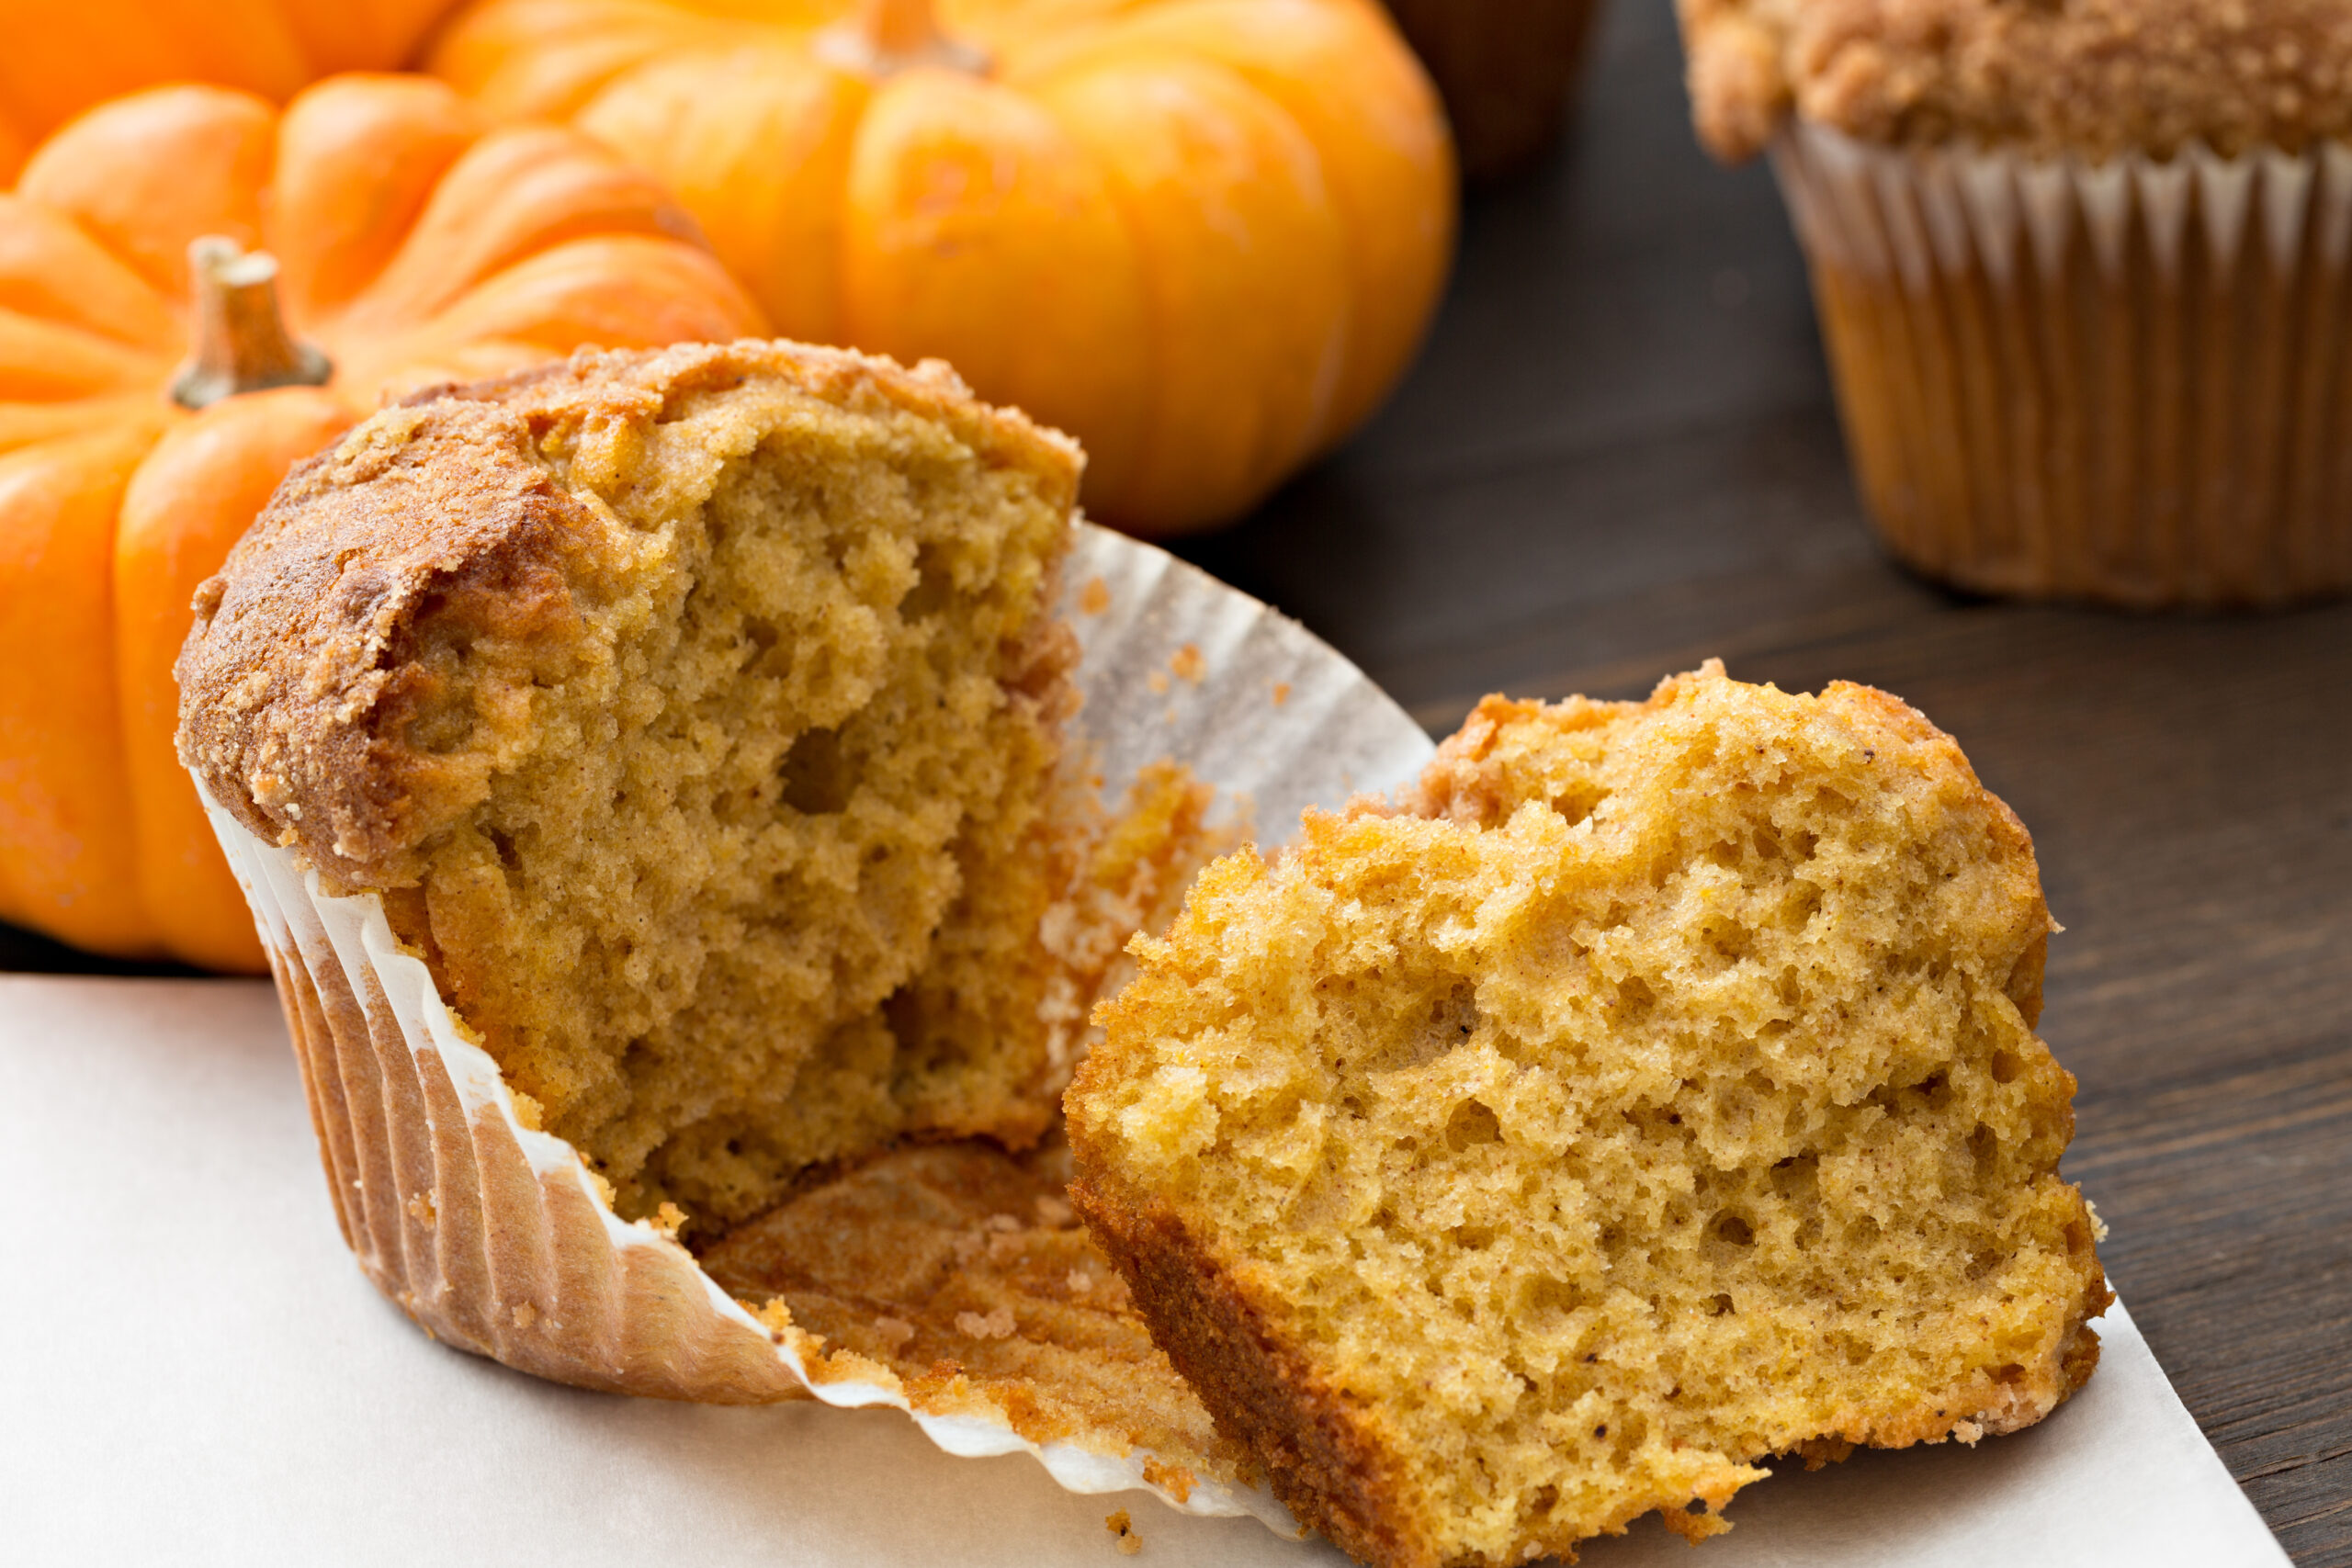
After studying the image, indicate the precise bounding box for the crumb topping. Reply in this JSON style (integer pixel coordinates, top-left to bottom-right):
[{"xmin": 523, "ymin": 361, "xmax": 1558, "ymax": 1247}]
[{"xmin": 1679, "ymin": 0, "xmax": 2352, "ymax": 161}]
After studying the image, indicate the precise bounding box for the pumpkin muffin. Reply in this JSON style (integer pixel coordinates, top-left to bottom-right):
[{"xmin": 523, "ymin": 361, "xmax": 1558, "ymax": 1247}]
[
  {"xmin": 1679, "ymin": 0, "xmax": 2352, "ymax": 605},
  {"xmin": 1067, "ymin": 663, "xmax": 2109, "ymax": 1567},
  {"xmin": 180, "ymin": 339, "xmax": 1089, "ymax": 1236}
]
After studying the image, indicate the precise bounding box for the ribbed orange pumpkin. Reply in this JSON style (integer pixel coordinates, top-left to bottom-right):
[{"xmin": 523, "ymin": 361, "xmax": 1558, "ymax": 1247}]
[
  {"xmin": 0, "ymin": 0, "xmax": 466, "ymax": 181},
  {"xmin": 430, "ymin": 0, "xmax": 1454, "ymax": 533},
  {"xmin": 0, "ymin": 74, "xmax": 765, "ymax": 969}
]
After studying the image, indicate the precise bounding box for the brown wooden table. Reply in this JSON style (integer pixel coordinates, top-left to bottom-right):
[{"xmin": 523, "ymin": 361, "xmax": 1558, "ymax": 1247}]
[{"xmin": 5, "ymin": 0, "xmax": 2345, "ymax": 1558}]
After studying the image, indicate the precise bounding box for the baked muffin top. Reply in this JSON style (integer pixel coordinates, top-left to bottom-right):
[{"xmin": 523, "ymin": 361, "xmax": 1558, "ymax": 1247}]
[
  {"xmin": 1680, "ymin": 0, "xmax": 2352, "ymax": 162},
  {"xmin": 178, "ymin": 338, "xmax": 1079, "ymax": 888}
]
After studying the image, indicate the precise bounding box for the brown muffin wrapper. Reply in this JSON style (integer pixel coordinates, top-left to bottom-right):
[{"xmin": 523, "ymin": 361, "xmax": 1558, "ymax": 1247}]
[
  {"xmin": 1772, "ymin": 120, "xmax": 2352, "ymax": 606},
  {"xmin": 198, "ymin": 522, "xmax": 1434, "ymax": 1526}
]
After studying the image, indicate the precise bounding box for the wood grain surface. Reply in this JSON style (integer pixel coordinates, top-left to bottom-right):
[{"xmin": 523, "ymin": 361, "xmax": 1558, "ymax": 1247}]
[{"xmin": 5, "ymin": 0, "xmax": 2344, "ymax": 1559}]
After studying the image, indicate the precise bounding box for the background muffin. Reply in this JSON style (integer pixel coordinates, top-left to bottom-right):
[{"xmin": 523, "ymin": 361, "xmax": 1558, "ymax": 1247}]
[{"xmin": 1679, "ymin": 0, "xmax": 2352, "ymax": 606}]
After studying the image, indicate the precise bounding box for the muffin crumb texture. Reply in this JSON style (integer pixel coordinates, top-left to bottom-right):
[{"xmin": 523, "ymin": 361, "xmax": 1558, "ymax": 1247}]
[
  {"xmin": 1068, "ymin": 663, "xmax": 2108, "ymax": 1568},
  {"xmin": 182, "ymin": 341, "xmax": 1087, "ymax": 1233},
  {"xmin": 693, "ymin": 764, "xmax": 1239, "ymax": 1478},
  {"xmin": 1680, "ymin": 0, "xmax": 2352, "ymax": 161}
]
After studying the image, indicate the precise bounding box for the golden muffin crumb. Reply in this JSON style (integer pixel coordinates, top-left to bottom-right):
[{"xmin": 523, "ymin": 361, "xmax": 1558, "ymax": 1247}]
[
  {"xmin": 181, "ymin": 340, "xmax": 1087, "ymax": 1231},
  {"xmin": 694, "ymin": 762, "xmax": 1239, "ymax": 1479},
  {"xmin": 1066, "ymin": 663, "xmax": 2109, "ymax": 1568},
  {"xmin": 1107, "ymin": 1507, "xmax": 1143, "ymax": 1553},
  {"xmin": 1680, "ymin": 0, "xmax": 2352, "ymax": 162}
]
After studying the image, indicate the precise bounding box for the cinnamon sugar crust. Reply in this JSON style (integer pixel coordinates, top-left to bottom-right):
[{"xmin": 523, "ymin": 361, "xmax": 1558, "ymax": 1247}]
[
  {"xmin": 1679, "ymin": 0, "xmax": 2352, "ymax": 162},
  {"xmin": 179, "ymin": 340, "xmax": 1080, "ymax": 883}
]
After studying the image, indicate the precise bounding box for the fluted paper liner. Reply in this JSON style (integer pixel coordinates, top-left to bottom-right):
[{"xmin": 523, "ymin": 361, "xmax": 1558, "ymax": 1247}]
[
  {"xmin": 1772, "ymin": 120, "xmax": 2352, "ymax": 606},
  {"xmin": 200, "ymin": 522, "xmax": 1435, "ymax": 1529}
]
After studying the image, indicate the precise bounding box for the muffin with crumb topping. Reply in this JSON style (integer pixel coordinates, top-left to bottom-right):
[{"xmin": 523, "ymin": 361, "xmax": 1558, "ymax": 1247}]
[
  {"xmin": 1679, "ymin": 0, "xmax": 2352, "ymax": 605},
  {"xmin": 1067, "ymin": 663, "xmax": 2109, "ymax": 1567}
]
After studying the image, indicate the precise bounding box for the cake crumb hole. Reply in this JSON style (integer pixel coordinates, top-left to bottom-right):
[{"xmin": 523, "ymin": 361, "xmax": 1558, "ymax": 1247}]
[{"xmin": 955, "ymin": 1307, "xmax": 1016, "ymax": 1339}]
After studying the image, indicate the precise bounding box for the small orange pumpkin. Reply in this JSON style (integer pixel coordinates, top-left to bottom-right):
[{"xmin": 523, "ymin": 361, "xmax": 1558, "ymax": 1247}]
[
  {"xmin": 430, "ymin": 0, "xmax": 1455, "ymax": 533},
  {"xmin": 0, "ymin": 0, "xmax": 466, "ymax": 180},
  {"xmin": 0, "ymin": 74, "xmax": 765, "ymax": 969}
]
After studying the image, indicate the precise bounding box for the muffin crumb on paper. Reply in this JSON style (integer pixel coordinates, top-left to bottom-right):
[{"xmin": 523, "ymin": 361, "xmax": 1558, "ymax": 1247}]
[{"xmin": 1105, "ymin": 1509, "xmax": 1142, "ymax": 1554}]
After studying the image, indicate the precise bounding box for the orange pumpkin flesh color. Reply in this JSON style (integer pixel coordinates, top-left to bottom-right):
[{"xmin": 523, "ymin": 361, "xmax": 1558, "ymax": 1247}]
[
  {"xmin": 0, "ymin": 0, "xmax": 467, "ymax": 182},
  {"xmin": 430, "ymin": 0, "xmax": 1456, "ymax": 534},
  {"xmin": 0, "ymin": 74, "xmax": 765, "ymax": 969}
]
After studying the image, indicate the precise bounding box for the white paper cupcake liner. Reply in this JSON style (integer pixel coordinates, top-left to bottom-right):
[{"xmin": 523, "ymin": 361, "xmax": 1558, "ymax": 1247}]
[
  {"xmin": 202, "ymin": 522, "xmax": 1434, "ymax": 1529},
  {"xmin": 1771, "ymin": 119, "xmax": 2352, "ymax": 605}
]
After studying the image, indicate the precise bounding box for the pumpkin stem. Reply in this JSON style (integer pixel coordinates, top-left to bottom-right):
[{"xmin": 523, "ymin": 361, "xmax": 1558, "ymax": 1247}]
[
  {"xmin": 171, "ymin": 237, "xmax": 334, "ymax": 410},
  {"xmin": 819, "ymin": 0, "xmax": 989, "ymax": 76}
]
